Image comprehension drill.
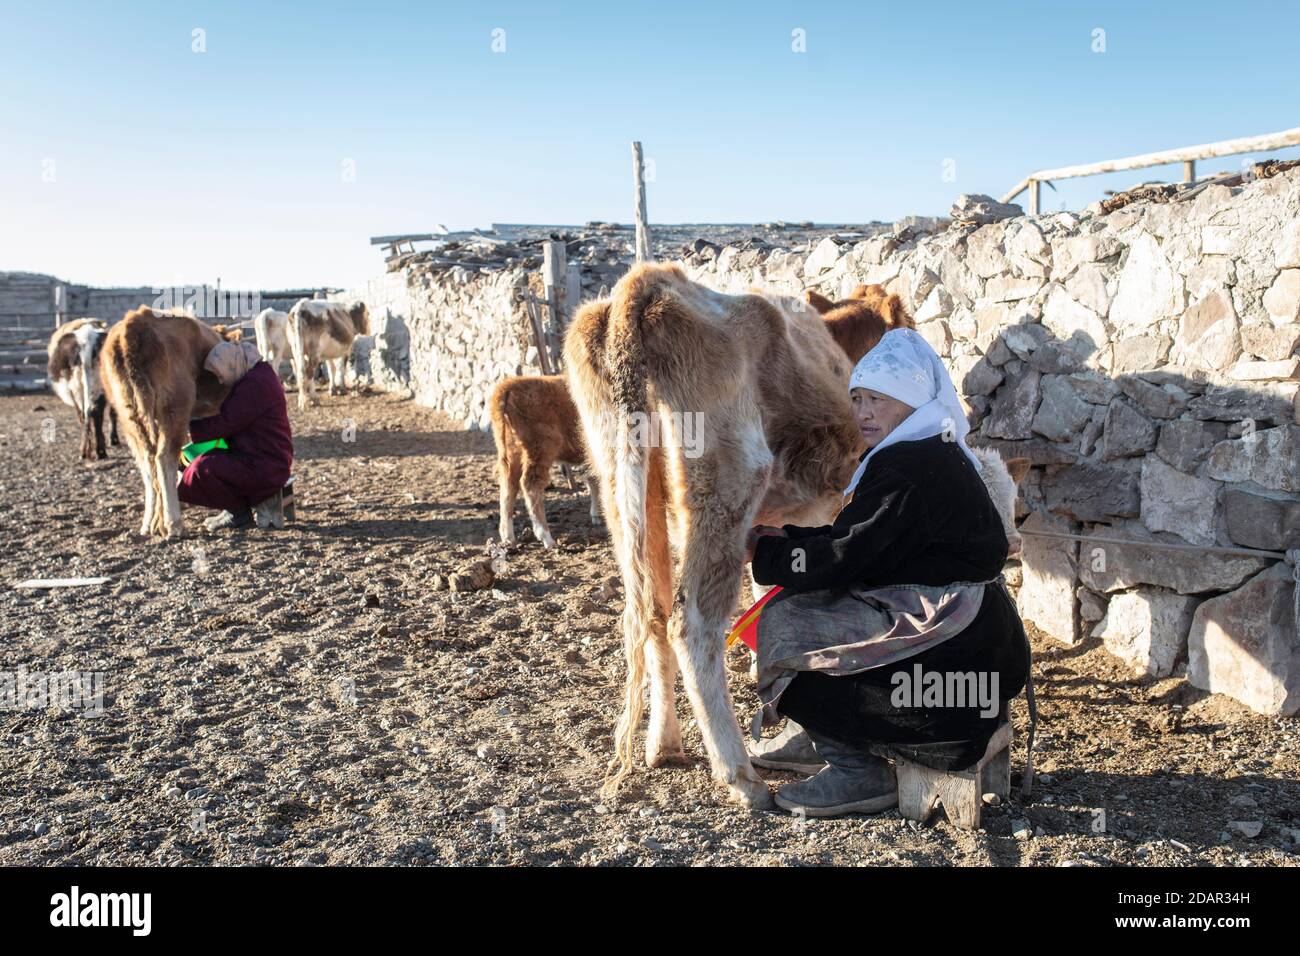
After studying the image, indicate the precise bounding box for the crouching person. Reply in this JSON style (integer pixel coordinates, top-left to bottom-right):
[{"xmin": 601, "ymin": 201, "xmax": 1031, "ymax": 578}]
[
  {"xmin": 744, "ymin": 328, "xmax": 1028, "ymax": 818},
  {"xmin": 180, "ymin": 340, "xmax": 295, "ymax": 533}
]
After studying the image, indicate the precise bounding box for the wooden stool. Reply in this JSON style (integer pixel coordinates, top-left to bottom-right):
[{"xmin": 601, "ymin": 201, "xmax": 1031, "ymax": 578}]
[{"xmin": 895, "ymin": 720, "xmax": 1012, "ymax": 830}]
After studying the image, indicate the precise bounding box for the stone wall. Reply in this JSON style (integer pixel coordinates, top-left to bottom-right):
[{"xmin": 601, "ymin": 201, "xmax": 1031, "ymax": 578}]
[
  {"xmin": 339, "ymin": 265, "xmax": 542, "ymax": 430},
  {"xmin": 345, "ymin": 168, "xmax": 1300, "ymax": 716}
]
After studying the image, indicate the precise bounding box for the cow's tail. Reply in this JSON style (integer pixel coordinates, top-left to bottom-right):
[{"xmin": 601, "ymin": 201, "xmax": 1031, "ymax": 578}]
[
  {"xmin": 104, "ymin": 316, "xmax": 163, "ymax": 457},
  {"xmin": 77, "ymin": 346, "xmax": 96, "ymax": 422},
  {"xmin": 254, "ymin": 310, "xmax": 270, "ymax": 360},
  {"xmin": 292, "ymin": 304, "xmax": 309, "ymax": 383},
  {"xmin": 599, "ymin": 275, "xmax": 666, "ymax": 799}
]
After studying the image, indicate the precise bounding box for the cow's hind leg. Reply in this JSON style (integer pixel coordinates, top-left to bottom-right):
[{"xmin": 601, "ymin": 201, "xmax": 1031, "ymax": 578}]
[
  {"xmin": 521, "ymin": 457, "xmax": 557, "ymax": 549},
  {"xmin": 132, "ymin": 449, "xmax": 156, "ymax": 537},
  {"xmin": 153, "ymin": 441, "xmax": 184, "ymax": 537},
  {"xmin": 108, "ymin": 405, "xmax": 119, "ymax": 447},
  {"xmin": 669, "ymin": 433, "xmax": 774, "ymax": 809},
  {"xmin": 90, "ymin": 397, "xmax": 107, "ymax": 459},
  {"xmin": 583, "ymin": 471, "xmax": 603, "ymax": 527},
  {"xmin": 644, "ymin": 459, "xmax": 685, "ymax": 766},
  {"xmin": 296, "ymin": 349, "xmax": 315, "ymax": 410},
  {"xmin": 329, "ymin": 356, "xmax": 346, "ymax": 395},
  {"xmin": 497, "ymin": 451, "xmax": 521, "ymax": 546}
]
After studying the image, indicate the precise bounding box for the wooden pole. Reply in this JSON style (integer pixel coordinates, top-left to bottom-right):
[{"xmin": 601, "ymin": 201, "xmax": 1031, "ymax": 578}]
[
  {"xmin": 1028, "ymin": 180, "xmax": 1041, "ymax": 215},
  {"xmin": 632, "ymin": 141, "xmax": 651, "ymax": 262},
  {"xmin": 565, "ymin": 261, "xmax": 582, "ymax": 321},
  {"xmin": 541, "ymin": 240, "xmax": 566, "ymax": 371},
  {"xmin": 521, "ymin": 288, "xmax": 577, "ymax": 492},
  {"xmin": 1183, "ymin": 159, "xmax": 1196, "ymax": 183}
]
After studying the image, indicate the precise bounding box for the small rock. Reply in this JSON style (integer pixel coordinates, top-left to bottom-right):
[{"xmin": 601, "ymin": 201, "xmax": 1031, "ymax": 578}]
[
  {"xmin": 33, "ymin": 821, "xmax": 49, "ymax": 836},
  {"xmin": 643, "ymin": 837, "xmax": 664, "ymax": 851},
  {"xmin": 1227, "ymin": 820, "xmax": 1263, "ymax": 839},
  {"xmin": 981, "ymin": 792, "xmax": 1002, "ymax": 807},
  {"xmin": 184, "ymin": 786, "xmax": 208, "ymax": 800},
  {"xmin": 1012, "ymin": 820, "xmax": 1033, "ymax": 840},
  {"xmin": 476, "ymin": 744, "xmax": 496, "ymax": 761}
]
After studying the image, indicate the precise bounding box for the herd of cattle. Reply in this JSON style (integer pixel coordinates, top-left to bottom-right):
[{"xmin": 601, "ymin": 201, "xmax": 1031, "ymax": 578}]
[{"xmin": 41, "ymin": 266, "xmax": 1029, "ymax": 806}]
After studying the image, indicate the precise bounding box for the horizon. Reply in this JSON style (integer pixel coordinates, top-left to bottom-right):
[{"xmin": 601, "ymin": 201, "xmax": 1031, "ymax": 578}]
[{"xmin": 3, "ymin": 0, "xmax": 1298, "ymax": 290}]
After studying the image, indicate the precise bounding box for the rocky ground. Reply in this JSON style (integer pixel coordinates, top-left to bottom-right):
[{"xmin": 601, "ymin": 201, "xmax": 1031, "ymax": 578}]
[{"xmin": 1, "ymin": 391, "xmax": 1296, "ymax": 867}]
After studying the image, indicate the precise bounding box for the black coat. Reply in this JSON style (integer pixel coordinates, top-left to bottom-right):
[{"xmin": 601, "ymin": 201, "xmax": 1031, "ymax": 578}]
[
  {"xmin": 752, "ymin": 435, "xmax": 1008, "ymax": 591},
  {"xmin": 751, "ymin": 436, "xmax": 1028, "ymax": 771}
]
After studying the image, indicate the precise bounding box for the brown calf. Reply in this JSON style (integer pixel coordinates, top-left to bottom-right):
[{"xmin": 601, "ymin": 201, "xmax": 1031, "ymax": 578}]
[
  {"xmin": 100, "ymin": 308, "xmax": 230, "ymax": 537},
  {"xmin": 806, "ymin": 283, "xmax": 913, "ymax": 364},
  {"xmin": 490, "ymin": 374, "xmax": 600, "ymax": 549}
]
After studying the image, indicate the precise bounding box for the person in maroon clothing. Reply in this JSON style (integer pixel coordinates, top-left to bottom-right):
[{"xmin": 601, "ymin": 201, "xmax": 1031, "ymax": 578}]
[{"xmin": 180, "ymin": 340, "xmax": 294, "ymax": 532}]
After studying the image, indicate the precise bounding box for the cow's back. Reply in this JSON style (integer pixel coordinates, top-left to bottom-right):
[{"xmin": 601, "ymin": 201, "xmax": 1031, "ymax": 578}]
[{"xmin": 102, "ymin": 308, "xmax": 223, "ymax": 427}]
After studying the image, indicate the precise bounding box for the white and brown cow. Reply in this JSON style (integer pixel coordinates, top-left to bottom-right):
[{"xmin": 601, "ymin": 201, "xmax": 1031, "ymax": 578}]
[
  {"xmin": 101, "ymin": 308, "xmax": 230, "ymax": 537},
  {"xmin": 285, "ymin": 298, "xmax": 369, "ymax": 410},
  {"xmin": 46, "ymin": 319, "xmax": 119, "ymax": 460},
  {"xmin": 489, "ymin": 374, "xmax": 601, "ymax": 549},
  {"xmin": 253, "ymin": 307, "xmax": 292, "ymax": 383},
  {"xmin": 565, "ymin": 263, "xmax": 1030, "ymax": 809}
]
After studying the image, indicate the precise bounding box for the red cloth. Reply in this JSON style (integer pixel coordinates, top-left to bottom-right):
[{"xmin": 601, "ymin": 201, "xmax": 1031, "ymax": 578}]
[{"xmin": 180, "ymin": 361, "xmax": 293, "ymax": 511}]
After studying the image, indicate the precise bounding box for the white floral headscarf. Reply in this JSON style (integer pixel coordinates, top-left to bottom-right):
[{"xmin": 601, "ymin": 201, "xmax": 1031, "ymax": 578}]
[{"xmin": 843, "ymin": 328, "xmax": 981, "ymax": 496}]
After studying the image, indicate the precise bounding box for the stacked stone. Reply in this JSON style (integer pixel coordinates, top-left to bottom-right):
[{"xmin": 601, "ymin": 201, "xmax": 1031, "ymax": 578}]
[{"xmin": 682, "ymin": 172, "xmax": 1300, "ymax": 716}]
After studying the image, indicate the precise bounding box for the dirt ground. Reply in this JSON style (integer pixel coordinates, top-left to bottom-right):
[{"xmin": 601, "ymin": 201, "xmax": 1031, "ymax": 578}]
[{"xmin": 1, "ymin": 391, "xmax": 1296, "ymax": 867}]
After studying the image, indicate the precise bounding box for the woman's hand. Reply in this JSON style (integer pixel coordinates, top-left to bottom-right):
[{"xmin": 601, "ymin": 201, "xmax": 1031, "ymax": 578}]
[{"xmin": 743, "ymin": 525, "xmax": 787, "ymax": 564}]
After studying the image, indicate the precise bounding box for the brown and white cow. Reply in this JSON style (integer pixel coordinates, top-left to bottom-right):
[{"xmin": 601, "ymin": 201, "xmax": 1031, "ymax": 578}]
[
  {"xmin": 565, "ymin": 263, "xmax": 1030, "ymax": 809},
  {"xmin": 101, "ymin": 308, "xmax": 230, "ymax": 538},
  {"xmin": 490, "ymin": 374, "xmax": 601, "ymax": 549},
  {"xmin": 46, "ymin": 318, "xmax": 119, "ymax": 460},
  {"xmin": 253, "ymin": 307, "xmax": 292, "ymax": 383},
  {"xmin": 286, "ymin": 298, "xmax": 369, "ymax": 410}
]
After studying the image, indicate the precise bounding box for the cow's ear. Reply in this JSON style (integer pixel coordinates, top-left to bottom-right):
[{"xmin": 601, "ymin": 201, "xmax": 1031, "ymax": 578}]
[
  {"xmin": 805, "ymin": 290, "xmax": 835, "ymax": 314},
  {"xmin": 849, "ymin": 283, "xmax": 881, "ymax": 299},
  {"xmin": 1006, "ymin": 457, "xmax": 1032, "ymax": 485}
]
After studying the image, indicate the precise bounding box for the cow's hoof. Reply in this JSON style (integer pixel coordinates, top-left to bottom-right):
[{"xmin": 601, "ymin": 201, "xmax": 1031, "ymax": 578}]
[
  {"xmin": 646, "ymin": 746, "xmax": 689, "ymax": 768},
  {"xmin": 728, "ymin": 778, "xmax": 776, "ymax": 811}
]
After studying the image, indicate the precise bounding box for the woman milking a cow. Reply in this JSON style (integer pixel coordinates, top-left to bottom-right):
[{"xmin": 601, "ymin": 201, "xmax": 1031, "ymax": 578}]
[
  {"xmin": 742, "ymin": 328, "xmax": 1029, "ymax": 818},
  {"xmin": 178, "ymin": 339, "xmax": 295, "ymax": 532}
]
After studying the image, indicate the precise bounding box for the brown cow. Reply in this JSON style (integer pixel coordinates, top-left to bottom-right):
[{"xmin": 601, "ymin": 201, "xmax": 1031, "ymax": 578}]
[
  {"xmin": 490, "ymin": 374, "xmax": 601, "ymax": 549},
  {"xmin": 565, "ymin": 263, "xmax": 864, "ymax": 809},
  {"xmin": 805, "ymin": 283, "xmax": 913, "ymax": 363},
  {"xmin": 286, "ymin": 298, "xmax": 370, "ymax": 410},
  {"xmin": 100, "ymin": 308, "xmax": 230, "ymax": 538},
  {"xmin": 46, "ymin": 318, "xmax": 119, "ymax": 460}
]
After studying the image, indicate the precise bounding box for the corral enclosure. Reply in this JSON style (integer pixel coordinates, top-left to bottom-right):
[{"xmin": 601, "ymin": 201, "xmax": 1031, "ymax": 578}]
[
  {"xmin": 3, "ymin": 175, "xmax": 1299, "ymax": 867},
  {"xmin": 337, "ymin": 170, "xmax": 1300, "ymax": 719}
]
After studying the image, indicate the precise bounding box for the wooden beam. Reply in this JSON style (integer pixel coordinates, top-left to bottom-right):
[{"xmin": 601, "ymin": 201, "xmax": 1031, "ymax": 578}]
[
  {"xmin": 1001, "ymin": 126, "xmax": 1300, "ymax": 203},
  {"xmin": 632, "ymin": 141, "xmax": 651, "ymax": 262}
]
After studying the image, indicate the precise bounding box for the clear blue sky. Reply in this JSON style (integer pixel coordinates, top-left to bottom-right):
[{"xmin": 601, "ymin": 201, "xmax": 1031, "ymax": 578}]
[{"xmin": 2, "ymin": 0, "xmax": 1297, "ymax": 291}]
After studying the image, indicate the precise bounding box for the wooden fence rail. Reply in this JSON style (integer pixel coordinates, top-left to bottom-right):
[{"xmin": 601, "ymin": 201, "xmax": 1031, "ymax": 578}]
[{"xmin": 1002, "ymin": 126, "xmax": 1300, "ymax": 213}]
